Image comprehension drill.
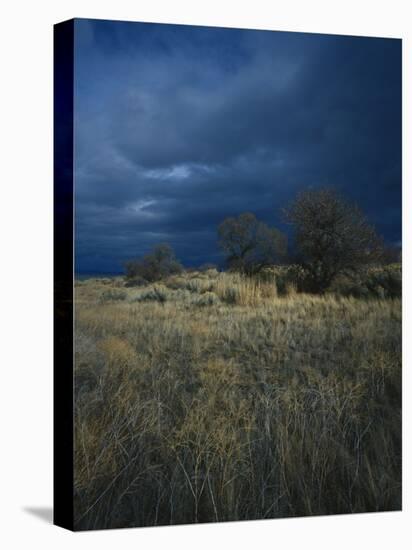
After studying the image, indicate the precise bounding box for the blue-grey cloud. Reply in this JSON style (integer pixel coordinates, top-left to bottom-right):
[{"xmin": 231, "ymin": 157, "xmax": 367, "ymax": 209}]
[{"xmin": 73, "ymin": 19, "xmax": 401, "ymax": 273}]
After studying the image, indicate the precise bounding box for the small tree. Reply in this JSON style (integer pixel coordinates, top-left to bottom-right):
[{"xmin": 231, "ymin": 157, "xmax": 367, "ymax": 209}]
[
  {"xmin": 284, "ymin": 188, "xmax": 383, "ymax": 293},
  {"xmin": 218, "ymin": 212, "xmax": 287, "ymax": 275},
  {"xmin": 125, "ymin": 243, "xmax": 183, "ymax": 283}
]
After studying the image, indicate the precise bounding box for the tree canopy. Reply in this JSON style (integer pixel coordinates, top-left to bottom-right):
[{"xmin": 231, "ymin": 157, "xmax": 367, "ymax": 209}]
[
  {"xmin": 284, "ymin": 188, "xmax": 383, "ymax": 293},
  {"xmin": 218, "ymin": 212, "xmax": 287, "ymax": 275}
]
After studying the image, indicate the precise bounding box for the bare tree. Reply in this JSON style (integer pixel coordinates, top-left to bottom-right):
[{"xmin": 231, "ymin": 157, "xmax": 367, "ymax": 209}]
[
  {"xmin": 218, "ymin": 212, "xmax": 287, "ymax": 274},
  {"xmin": 284, "ymin": 188, "xmax": 383, "ymax": 293},
  {"xmin": 125, "ymin": 243, "xmax": 182, "ymax": 283}
]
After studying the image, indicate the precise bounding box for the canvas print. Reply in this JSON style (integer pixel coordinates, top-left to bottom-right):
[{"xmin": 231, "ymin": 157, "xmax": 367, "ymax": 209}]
[{"xmin": 54, "ymin": 18, "xmax": 402, "ymax": 530}]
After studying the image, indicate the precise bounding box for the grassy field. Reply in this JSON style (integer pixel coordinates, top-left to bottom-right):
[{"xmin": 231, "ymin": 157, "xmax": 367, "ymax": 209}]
[{"xmin": 74, "ymin": 269, "xmax": 401, "ymax": 529}]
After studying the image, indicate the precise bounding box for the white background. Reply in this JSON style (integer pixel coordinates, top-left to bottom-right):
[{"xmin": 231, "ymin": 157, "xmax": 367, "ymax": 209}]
[{"xmin": 0, "ymin": 0, "xmax": 410, "ymax": 548}]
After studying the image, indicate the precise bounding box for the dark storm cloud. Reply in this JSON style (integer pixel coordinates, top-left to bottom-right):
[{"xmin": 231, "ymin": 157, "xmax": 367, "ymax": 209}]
[{"xmin": 74, "ymin": 19, "xmax": 401, "ymax": 273}]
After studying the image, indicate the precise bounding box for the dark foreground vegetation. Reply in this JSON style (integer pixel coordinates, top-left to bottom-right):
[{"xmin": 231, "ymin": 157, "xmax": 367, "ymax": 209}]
[{"xmin": 74, "ymin": 188, "xmax": 401, "ymax": 529}]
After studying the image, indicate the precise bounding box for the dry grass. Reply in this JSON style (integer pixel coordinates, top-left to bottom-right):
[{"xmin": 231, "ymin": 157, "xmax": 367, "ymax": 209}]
[{"xmin": 74, "ymin": 271, "xmax": 401, "ymax": 529}]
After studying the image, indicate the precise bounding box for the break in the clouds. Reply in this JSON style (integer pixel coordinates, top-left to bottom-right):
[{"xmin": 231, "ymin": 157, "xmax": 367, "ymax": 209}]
[{"xmin": 73, "ymin": 19, "xmax": 401, "ymax": 273}]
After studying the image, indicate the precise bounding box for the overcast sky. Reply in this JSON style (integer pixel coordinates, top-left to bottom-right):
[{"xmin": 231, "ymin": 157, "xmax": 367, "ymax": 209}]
[{"xmin": 74, "ymin": 19, "xmax": 401, "ymax": 273}]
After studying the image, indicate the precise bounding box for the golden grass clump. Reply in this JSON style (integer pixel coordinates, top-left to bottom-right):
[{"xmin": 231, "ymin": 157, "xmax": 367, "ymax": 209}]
[{"xmin": 73, "ymin": 270, "xmax": 401, "ymax": 529}]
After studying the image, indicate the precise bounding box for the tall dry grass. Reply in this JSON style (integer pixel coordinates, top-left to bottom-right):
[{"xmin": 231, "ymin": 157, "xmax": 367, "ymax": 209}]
[{"xmin": 73, "ymin": 271, "xmax": 401, "ymax": 529}]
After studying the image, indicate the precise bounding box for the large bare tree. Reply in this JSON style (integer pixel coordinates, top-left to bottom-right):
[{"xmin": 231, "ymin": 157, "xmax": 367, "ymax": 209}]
[
  {"xmin": 284, "ymin": 188, "xmax": 383, "ymax": 293},
  {"xmin": 218, "ymin": 212, "xmax": 287, "ymax": 274}
]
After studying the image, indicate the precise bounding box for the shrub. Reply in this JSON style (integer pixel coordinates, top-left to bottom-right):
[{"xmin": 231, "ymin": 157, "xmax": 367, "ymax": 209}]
[
  {"xmin": 204, "ymin": 268, "xmax": 219, "ymax": 278},
  {"xmin": 112, "ymin": 278, "xmax": 126, "ymax": 288},
  {"xmin": 367, "ymin": 265, "xmax": 401, "ymax": 298},
  {"xmin": 198, "ymin": 263, "xmax": 218, "ymax": 273},
  {"xmin": 124, "ymin": 275, "xmax": 147, "ymax": 288},
  {"xmin": 220, "ymin": 285, "xmax": 240, "ymax": 304},
  {"xmin": 256, "ymin": 267, "xmax": 278, "ymax": 284},
  {"xmin": 172, "ymin": 289, "xmax": 192, "ymax": 303},
  {"xmin": 132, "ymin": 285, "xmax": 168, "ymax": 303},
  {"xmin": 336, "ymin": 265, "xmax": 401, "ymax": 299},
  {"xmin": 254, "ymin": 265, "xmax": 308, "ymax": 296},
  {"xmin": 194, "ymin": 291, "xmax": 220, "ymax": 307},
  {"xmin": 100, "ymin": 289, "xmax": 127, "ymax": 302},
  {"xmin": 164, "ymin": 276, "xmax": 187, "ymax": 290},
  {"xmin": 186, "ymin": 278, "xmax": 215, "ymax": 294}
]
